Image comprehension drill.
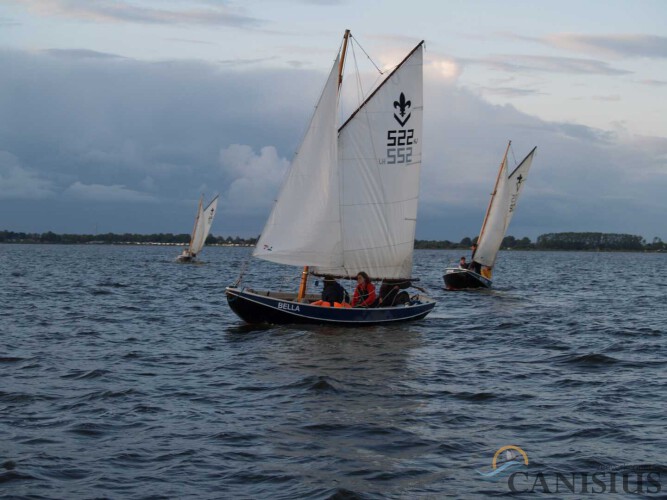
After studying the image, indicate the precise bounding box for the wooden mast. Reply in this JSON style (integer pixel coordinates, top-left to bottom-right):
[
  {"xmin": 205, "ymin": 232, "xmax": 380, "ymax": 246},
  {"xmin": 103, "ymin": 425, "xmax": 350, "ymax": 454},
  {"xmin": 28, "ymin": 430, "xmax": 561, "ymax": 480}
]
[
  {"xmin": 297, "ymin": 29, "xmax": 350, "ymax": 302},
  {"xmin": 188, "ymin": 195, "xmax": 203, "ymax": 256},
  {"xmin": 476, "ymin": 140, "xmax": 511, "ymax": 263}
]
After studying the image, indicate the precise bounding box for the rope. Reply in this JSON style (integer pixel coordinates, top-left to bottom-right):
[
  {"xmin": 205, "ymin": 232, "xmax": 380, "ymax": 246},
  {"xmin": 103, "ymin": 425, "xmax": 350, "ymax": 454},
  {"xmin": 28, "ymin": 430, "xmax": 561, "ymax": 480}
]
[
  {"xmin": 233, "ymin": 256, "xmax": 250, "ymax": 287},
  {"xmin": 350, "ymin": 34, "xmax": 384, "ymax": 75}
]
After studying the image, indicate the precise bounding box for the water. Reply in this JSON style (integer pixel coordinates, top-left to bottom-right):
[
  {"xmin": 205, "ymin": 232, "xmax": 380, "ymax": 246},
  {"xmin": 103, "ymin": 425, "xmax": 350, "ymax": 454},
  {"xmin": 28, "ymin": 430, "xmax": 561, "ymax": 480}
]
[{"xmin": 2, "ymin": 245, "xmax": 666, "ymax": 498}]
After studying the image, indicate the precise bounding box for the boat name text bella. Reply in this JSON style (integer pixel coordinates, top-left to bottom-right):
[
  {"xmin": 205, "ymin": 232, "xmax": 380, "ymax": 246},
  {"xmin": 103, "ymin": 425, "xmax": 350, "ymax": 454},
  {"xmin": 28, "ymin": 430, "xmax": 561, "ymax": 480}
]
[{"xmin": 278, "ymin": 302, "xmax": 301, "ymax": 312}]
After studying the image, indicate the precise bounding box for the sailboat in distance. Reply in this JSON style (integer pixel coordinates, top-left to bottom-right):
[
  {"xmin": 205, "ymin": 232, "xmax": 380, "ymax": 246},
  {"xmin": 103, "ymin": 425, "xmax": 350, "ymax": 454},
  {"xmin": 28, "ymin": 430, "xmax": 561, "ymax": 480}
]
[
  {"xmin": 444, "ymin": 141, "xmax": 536, "ymax": 290},
  {"xmin": 225, "ymin": 30, "xmax": 436, "ymax": 325},
  {"xmin": 177, "ymin": 194, "xmax": 219, "ymax": 262}
]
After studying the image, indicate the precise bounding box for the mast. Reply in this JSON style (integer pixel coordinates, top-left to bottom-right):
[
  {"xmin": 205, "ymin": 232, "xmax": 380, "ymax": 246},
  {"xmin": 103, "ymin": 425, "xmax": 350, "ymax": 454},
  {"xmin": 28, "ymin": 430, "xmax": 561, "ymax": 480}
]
[
  {"xmin": 297, "ymin": 29, "xmax": 350, "ymax": 302},
  {"xmin": 188, "ymin": 195, "xmax": 203, "ymax": 255},
  {"xmin": 476, "ymin": 140, "xmax": 511, "ymax": 262}
]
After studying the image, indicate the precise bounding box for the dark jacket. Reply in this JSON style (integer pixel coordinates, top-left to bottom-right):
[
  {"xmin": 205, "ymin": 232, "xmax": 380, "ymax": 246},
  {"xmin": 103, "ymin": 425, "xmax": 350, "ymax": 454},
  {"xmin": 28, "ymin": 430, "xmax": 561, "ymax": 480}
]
[{"xmin": 322, "ymin": 281, "xmax": 349, "ymax": 304}]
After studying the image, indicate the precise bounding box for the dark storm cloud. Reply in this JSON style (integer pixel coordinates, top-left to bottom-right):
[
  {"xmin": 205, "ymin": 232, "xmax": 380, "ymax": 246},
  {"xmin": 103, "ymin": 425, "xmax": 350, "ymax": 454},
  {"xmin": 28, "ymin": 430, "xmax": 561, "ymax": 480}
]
[
  {"xmin": 12, "ymin": 0, "xmax": 263, "ymax": 28},
  {"xmin": 0, "ymin": 48, "xmax": 665, "ymax": 240},
  {"xmin": 43, "ymin": 48, "xmax": 127, "ymax": 59},
  {"xmin": 218, "ymin": 57, "xmax": 276, "ymax": 66},
  {"xmin": 0, "ymin": 48, "xmax": 323, "ymax": 233},
  {"xmin": 421, "ymin": 78, "xmax": 667, "ymax": 240}
]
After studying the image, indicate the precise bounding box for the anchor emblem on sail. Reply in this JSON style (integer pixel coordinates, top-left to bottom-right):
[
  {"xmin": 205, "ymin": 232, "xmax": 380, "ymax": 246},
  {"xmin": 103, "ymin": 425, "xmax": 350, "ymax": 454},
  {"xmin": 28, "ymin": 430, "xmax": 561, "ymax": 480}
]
[
  {"xmin": 393, "ymin": 92, "xmax": 411, "ymax": 127},
  {"xmin": 516, "ymin": 174, "xmax": 524, "ymax": 190}
]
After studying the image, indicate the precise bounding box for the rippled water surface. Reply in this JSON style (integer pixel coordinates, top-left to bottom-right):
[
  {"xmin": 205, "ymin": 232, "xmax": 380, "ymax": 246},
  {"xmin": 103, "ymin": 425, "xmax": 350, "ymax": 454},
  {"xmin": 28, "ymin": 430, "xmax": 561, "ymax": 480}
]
[{"xmin": 2, "ymin": 245, "xmax": 666, "ymax": 498}]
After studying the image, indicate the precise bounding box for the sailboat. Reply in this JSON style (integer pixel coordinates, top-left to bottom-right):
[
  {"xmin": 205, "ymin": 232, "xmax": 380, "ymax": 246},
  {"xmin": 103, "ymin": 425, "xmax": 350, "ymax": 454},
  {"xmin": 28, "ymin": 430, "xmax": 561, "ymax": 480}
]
[
  {"xmin": 225, "ymin": 30, "xmax": 436, "ymax": 326},
  {"xmin": 176, "ymin": 194, "xmax": 219, "ymax": 262},
  {"xmin": 444, "ymin": 141, "xmax": 536, "ymax": 289}
]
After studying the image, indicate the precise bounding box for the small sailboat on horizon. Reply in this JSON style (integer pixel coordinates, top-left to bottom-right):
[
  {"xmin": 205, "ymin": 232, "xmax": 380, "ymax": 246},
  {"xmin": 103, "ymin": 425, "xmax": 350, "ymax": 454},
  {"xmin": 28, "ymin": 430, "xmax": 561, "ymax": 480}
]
[
  {"xmin": 225, "ymin": 30, "xmax": 436, "ymax": 326},
  {"xmin": 444, "ymin": 141, "xmax": 536, "ymax": 290},
  {"xmin": 177, "ymin": 194, "xmax": 219, "ymax": 263}
]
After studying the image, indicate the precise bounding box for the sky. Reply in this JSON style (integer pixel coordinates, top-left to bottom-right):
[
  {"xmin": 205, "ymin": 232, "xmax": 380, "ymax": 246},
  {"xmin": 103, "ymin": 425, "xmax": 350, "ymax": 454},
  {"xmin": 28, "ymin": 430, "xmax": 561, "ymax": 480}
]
[{"xmin": 1, "ymin": 0, "xmax": 666, "ymax": 241}]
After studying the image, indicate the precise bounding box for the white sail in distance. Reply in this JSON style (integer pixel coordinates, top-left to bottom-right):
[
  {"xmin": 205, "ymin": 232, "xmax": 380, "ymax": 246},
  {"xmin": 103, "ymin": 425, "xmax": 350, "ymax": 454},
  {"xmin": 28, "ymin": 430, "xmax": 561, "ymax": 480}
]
[
  {"xmin": 190, "ymin": 195, "xmax": 219, "ymax": 255},
  {"xmin": 506, "ymin": 147, "xmax": 536, "ymax": 227},
  {"xmin": 474, "ymin": 146, "xmax": 536, "ymax": 268},
  {"xmin": 255, "ymin": 40, "xmax": 425, "ymax": 279}
]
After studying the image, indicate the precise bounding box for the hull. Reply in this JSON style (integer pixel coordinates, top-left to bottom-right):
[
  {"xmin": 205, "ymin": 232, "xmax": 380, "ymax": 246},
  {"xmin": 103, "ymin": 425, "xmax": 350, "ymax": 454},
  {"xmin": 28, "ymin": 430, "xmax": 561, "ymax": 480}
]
[
  {"xmin": 225, "ymin": 287, "xmax": 435, "ymax": 326},
  {"xmin": 443, "ymin": 268, "xmax": 492, "ymax": 290}
]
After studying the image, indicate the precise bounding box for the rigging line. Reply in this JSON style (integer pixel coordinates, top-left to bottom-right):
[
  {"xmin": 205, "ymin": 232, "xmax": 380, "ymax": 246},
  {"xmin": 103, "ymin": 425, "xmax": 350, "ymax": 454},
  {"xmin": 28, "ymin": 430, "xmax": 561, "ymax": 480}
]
[
  {"xmin": 350, "ymin": 34, "xmax": 384, "ymax": 75},
  {"xmin": 509, "ymin": 142, "xmax": 517, "ymax": 167},
  {"xmin": 233, "ymin": 254, "xmax": 251, "ymax": 287},
  {"xmin": 349, "ymin": 39, "xmax": 366, "ymax": 115}
]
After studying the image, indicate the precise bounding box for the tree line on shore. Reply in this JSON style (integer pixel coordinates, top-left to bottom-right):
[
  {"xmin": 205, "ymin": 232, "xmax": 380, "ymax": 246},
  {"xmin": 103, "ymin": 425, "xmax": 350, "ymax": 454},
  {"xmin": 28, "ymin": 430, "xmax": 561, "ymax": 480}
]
[{"xmin": 1, "ymin": 230, "xmax": 665, "ymax": 251}]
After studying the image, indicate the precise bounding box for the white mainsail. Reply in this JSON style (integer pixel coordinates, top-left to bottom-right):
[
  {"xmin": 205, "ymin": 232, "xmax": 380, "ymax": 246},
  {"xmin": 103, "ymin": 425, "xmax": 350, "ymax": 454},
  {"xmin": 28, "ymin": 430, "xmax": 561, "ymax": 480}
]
[
  {"xmin": 473, "ymin": 145, "xmax": 536, "ymax": 268},
  {"xmin": 190, "ymin": 195, "xmax": 219, "ymax": 255},
  {"xmin": 255, "ymin": 40, "xmax": 424, "ymax": 279}
]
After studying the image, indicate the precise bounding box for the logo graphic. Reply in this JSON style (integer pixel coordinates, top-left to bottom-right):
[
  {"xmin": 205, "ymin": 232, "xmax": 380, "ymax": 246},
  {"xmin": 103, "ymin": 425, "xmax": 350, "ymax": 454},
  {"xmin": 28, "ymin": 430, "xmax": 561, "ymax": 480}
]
[
  {"xmin": 515, "ymin": 174, "xmax": 524, "ymax": 190},
  {"xmin": 477, "ymin": 445, "xmax": 529, "ymax": 479},
  {"xmin": 263, "ymin": 244, "xmax": 272, "ymax": 251},
  {"xmin": 393, "ymin": 92, "xmax": 411, "ymax": 127}
]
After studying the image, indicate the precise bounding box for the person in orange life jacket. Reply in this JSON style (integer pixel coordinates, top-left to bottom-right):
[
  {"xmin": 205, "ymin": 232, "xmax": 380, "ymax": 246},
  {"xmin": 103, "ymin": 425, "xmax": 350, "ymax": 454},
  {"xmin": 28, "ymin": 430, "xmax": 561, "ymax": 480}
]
[
  {"xmin": 351, "ymin": 271, "xmax": 376, "ymax": 308},
  {"xmin": 321, "ymin": 275, "xmax": 349, "ymax": 304}
]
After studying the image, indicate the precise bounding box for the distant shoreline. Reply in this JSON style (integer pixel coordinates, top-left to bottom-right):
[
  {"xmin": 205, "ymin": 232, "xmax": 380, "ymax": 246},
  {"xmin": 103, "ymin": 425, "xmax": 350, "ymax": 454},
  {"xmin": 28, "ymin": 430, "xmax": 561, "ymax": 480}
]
[
  {"xmin": 0, "ymin": 241, "xmax": 664, "ymax": 253},
  {"xmin": 1, "ymin": 231, "xmax": 664, "ymax": 252}
]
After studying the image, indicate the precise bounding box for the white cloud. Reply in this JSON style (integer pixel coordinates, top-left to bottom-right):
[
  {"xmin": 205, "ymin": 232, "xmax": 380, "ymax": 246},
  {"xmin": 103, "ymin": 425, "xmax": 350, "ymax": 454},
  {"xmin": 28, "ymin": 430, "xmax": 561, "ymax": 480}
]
[{"xmin": 219, "ymin": 144, "xmax": 289, "ymax": 214}]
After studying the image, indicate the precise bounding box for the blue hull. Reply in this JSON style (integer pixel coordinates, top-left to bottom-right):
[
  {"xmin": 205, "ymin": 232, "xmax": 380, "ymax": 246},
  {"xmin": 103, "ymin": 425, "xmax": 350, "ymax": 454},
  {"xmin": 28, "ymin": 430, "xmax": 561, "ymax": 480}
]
[
  {"xmin": 225, "ymin": 287, "xmax": 436, "ymax": 326},
  {"xmin": 443, "ymin": 268, "xmax": 492, "ymax": 290}
]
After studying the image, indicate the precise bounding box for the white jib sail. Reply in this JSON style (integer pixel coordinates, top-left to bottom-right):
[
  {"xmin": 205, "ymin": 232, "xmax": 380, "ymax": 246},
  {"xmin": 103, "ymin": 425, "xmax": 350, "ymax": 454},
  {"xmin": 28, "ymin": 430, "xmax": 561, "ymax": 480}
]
[
  {"xmin": 314, "ymin": 44, "xmax": 424, "ymax": 279},
  {"xmin": 253, "ymin": 55, "xmax": 342, "ymax": 267},
  {"xmin": 506, "ymin": 147, "xmax": 536, "ymax": 227},
  {"xmin": 474, "ymin": 147, "xmax": 536, "ymax": 268},
  {"xmin": 190, "ymin": 196, "xmax": 219, "ymax": 255}
]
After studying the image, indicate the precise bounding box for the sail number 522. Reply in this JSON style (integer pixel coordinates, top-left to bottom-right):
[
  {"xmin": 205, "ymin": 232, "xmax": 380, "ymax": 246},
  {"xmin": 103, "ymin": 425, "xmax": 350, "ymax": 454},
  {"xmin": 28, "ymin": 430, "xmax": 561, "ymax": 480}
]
[{"xmin": 385, "ymin": 129, "xmax": 415, "ymax": 164}]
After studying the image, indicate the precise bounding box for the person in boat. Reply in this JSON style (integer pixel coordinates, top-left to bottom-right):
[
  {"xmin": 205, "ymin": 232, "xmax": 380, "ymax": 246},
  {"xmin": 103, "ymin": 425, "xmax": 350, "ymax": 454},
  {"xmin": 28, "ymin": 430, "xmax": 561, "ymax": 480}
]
[
  {"xmin": 351, "ymin": 271, "xmax": 376, "ymax": 308},
  {"xmin": 459, "ymin": 257, "xmax": 467, "ymax": 269},
  {"xmin": 468, "ymin": 244, "xmax": 482, "ymax": 274},
  {"xmin": 321, "ymin": 275, "xmax": 349, "ymax": 305},
  {"xmin": 376, "ymin": 278, "xmax": 410, "ymax": 307}
]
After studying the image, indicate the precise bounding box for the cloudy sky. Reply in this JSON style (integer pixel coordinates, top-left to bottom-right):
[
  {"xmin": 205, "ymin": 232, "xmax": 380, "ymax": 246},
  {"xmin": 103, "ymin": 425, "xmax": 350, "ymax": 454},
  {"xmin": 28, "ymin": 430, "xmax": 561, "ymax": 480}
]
[{"xmin": 1, "ymin": 0, "xmax": 666, "ymax": 241}]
